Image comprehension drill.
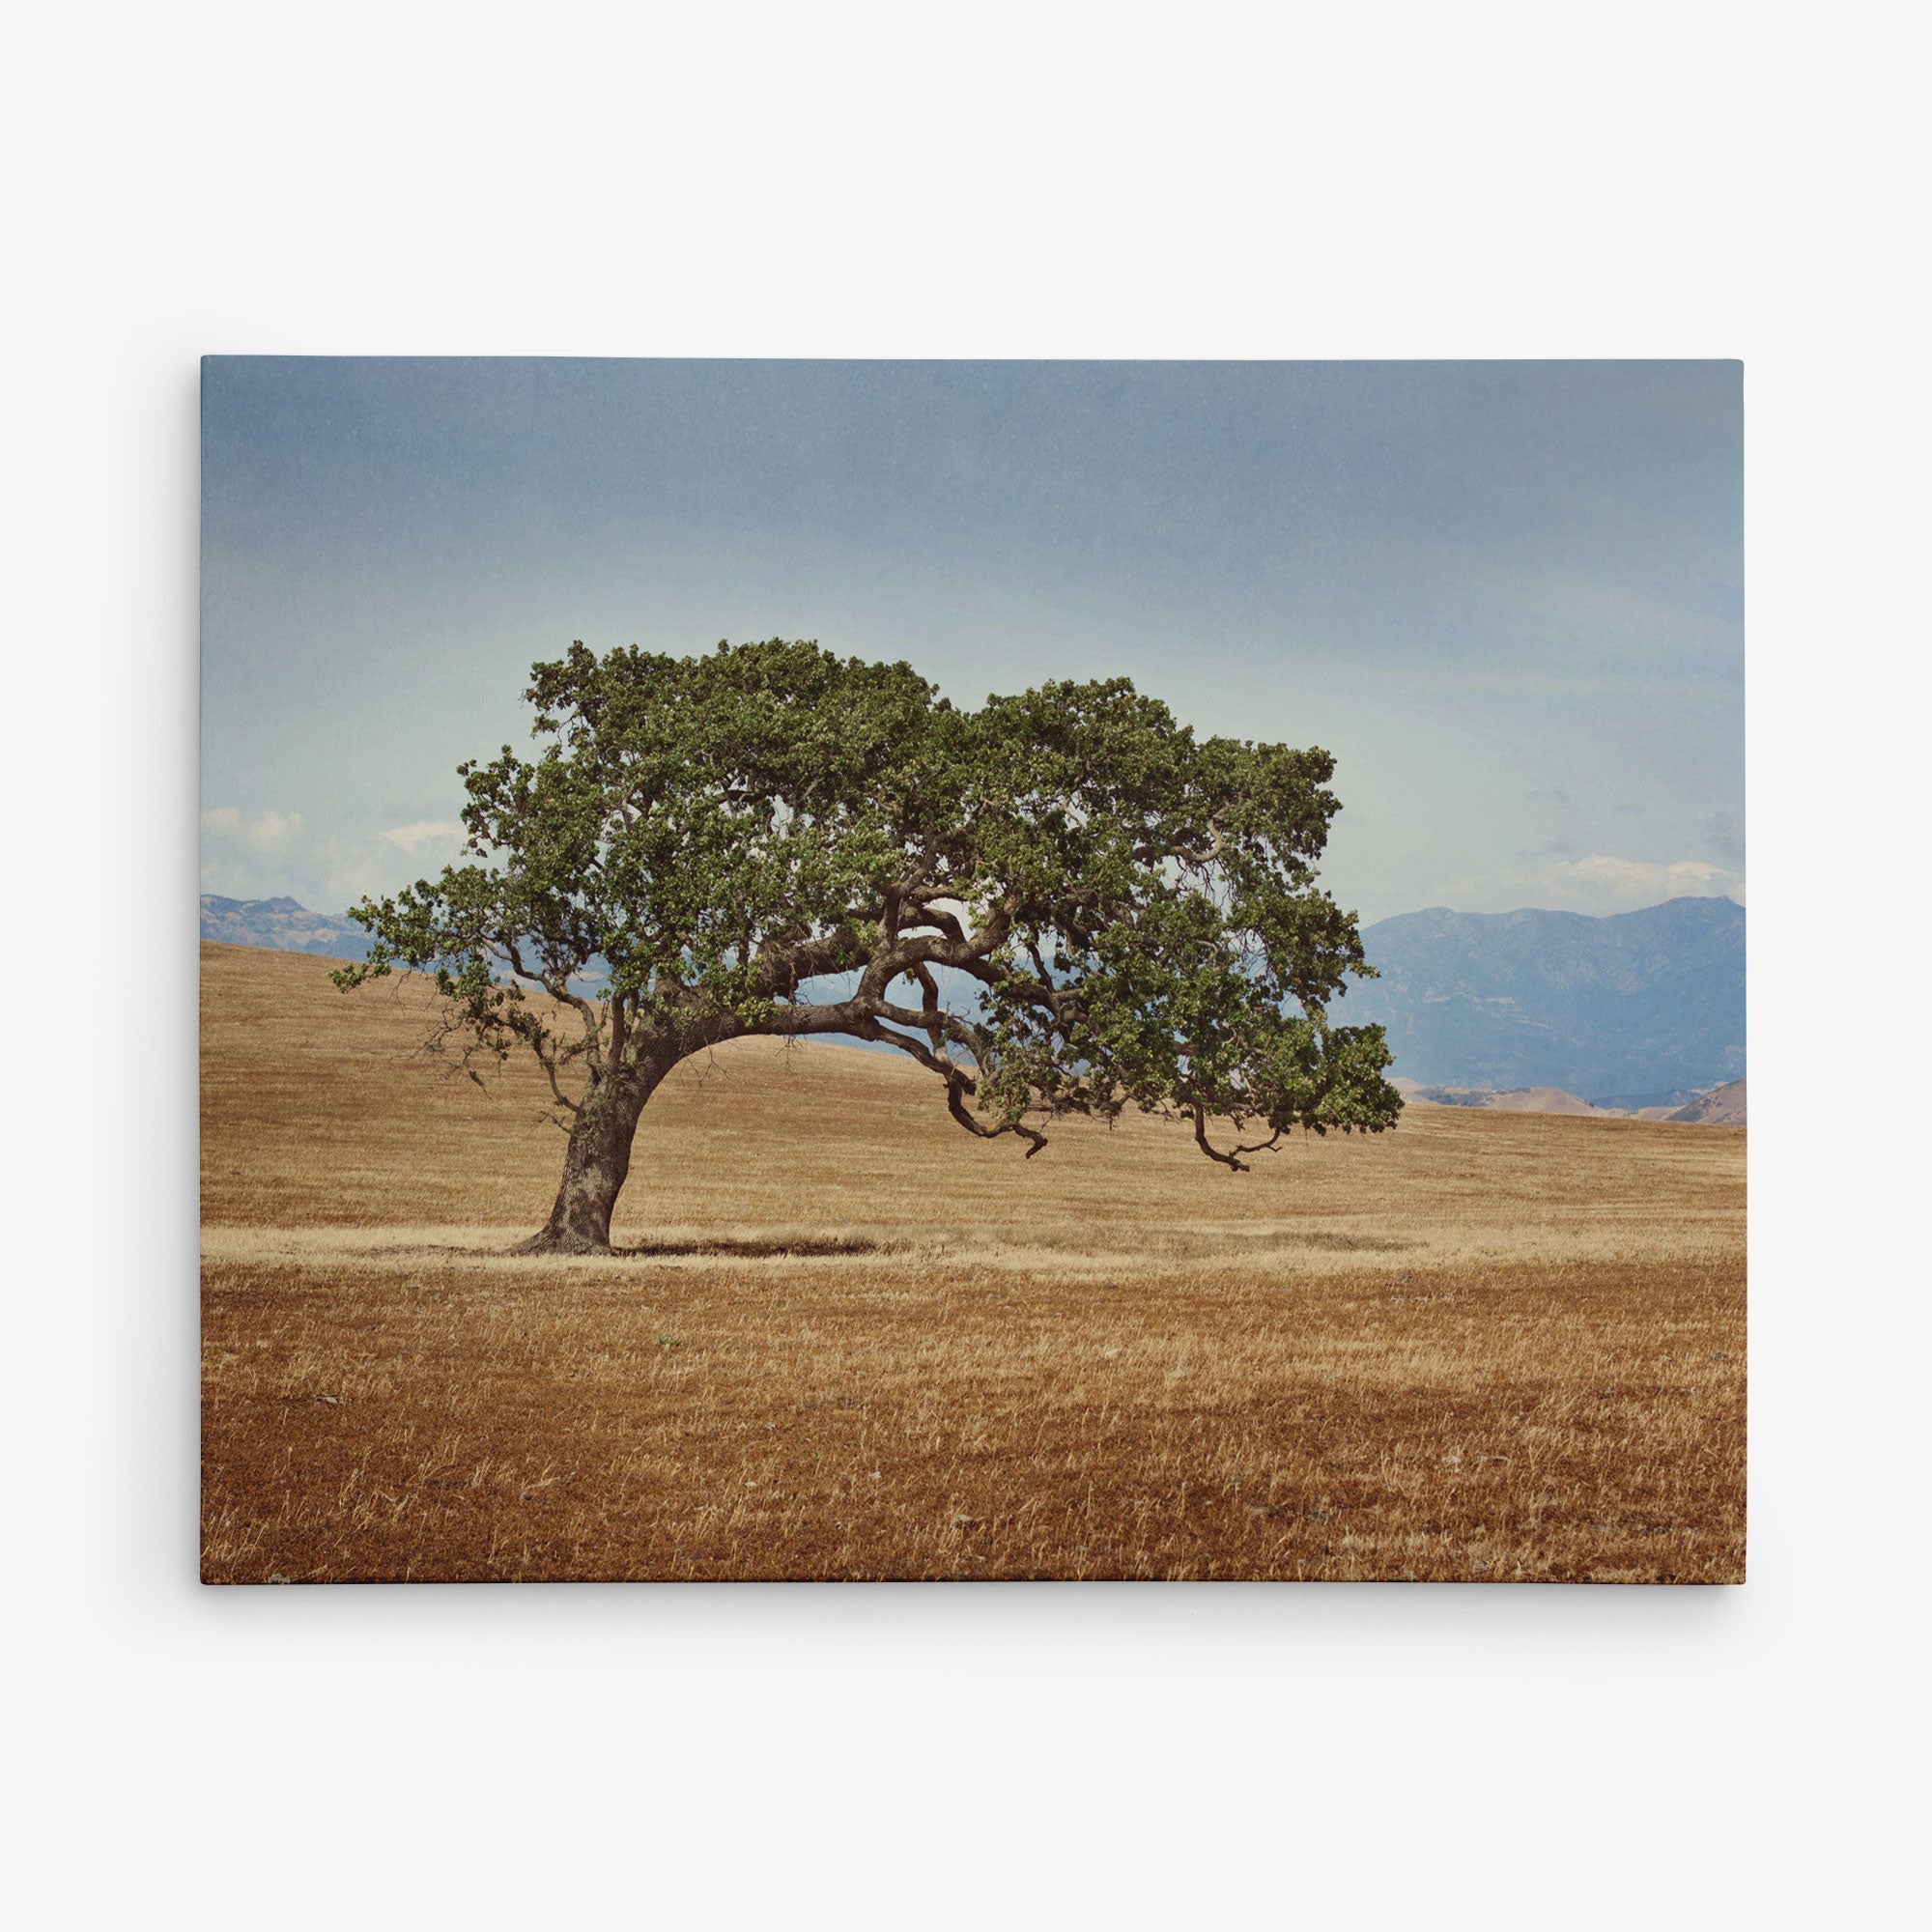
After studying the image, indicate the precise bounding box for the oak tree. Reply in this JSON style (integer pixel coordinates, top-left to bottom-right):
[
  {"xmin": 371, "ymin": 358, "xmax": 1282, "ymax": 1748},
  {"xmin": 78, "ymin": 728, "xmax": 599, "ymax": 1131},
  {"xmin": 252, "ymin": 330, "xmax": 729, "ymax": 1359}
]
[{"xmin": 335, "ymin": 639, "xmax": 1401, "ymax": 1253}]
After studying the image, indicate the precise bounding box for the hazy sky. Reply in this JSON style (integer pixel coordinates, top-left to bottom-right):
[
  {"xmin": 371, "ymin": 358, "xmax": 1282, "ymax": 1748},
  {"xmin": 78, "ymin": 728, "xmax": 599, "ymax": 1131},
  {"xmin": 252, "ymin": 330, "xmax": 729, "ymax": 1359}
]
[{"xmin": 201, "ymin": 358, "xmax": 1742, "ymax": 926}]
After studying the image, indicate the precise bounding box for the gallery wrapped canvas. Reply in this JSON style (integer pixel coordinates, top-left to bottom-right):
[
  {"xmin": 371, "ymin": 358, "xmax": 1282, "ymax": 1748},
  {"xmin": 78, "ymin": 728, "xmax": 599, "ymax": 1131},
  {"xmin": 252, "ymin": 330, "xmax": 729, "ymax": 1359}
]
[{"xmin": 200, "ymin": 359, "xmax": 1745, "ymax": 1582}]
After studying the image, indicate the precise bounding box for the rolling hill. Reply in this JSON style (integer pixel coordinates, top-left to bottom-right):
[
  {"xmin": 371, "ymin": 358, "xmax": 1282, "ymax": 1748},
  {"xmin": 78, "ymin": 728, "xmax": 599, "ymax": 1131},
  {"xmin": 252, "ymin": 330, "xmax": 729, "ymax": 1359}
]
[{"xmin": 1668, "ymin": 1079, "xmax": 1747, "ymax": 1125}]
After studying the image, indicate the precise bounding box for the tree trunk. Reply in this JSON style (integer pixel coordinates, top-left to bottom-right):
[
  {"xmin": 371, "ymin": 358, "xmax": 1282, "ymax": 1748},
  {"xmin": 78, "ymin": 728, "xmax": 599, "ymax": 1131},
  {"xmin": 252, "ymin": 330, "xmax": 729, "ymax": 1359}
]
[{"xmin": 516, "ymin": 1067, "xmax": 658, "ymax": 1255}]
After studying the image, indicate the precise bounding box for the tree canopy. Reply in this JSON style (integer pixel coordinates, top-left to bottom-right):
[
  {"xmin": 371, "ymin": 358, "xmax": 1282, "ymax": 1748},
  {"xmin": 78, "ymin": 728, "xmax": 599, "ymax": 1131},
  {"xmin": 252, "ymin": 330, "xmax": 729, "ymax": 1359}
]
[{"xmin": 335, "ymin": 639, "xmax": 1401, "ymax": 1251}]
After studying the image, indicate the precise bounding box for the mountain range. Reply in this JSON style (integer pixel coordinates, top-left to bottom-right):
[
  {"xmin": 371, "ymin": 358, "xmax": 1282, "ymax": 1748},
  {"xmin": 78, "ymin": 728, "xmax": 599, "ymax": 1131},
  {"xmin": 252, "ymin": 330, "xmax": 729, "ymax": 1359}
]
[
  {"xmin": 201, "ymin": 891, "xmax": 1747, "ymax": 1108},
  {"xmin": 1394, "ymin": 1077, "xmax": 1746, "ymax": 1124},
  {"xmin": 1339, "ymin": 895, "xmax": 1744, "ymax": 1104},
  {"xmin": 200, "ymin": 895, "xmax": 376, "ymax": 959}
]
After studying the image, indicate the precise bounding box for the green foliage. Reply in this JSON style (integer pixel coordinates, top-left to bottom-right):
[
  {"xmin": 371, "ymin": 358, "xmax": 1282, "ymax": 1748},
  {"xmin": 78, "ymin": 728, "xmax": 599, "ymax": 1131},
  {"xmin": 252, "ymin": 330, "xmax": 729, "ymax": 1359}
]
[{"xmin": 334, "ymin": 639, "xmax": 1402, "ymax": 1167}]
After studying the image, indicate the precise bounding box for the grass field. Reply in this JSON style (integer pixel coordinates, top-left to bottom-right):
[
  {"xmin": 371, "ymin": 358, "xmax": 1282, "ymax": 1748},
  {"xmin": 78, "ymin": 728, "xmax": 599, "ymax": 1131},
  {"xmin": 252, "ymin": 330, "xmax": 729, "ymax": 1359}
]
[{"xmin": 201, "ymin": 942, "xmax": 1747, "ymax": 1582}]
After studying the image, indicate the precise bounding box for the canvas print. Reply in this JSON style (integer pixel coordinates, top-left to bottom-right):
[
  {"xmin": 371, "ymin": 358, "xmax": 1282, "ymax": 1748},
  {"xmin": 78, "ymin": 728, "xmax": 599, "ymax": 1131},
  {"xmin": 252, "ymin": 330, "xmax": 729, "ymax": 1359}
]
[{"xmin": 200, "ymin": 358, "xmax": 1745, "ymax": 1582}]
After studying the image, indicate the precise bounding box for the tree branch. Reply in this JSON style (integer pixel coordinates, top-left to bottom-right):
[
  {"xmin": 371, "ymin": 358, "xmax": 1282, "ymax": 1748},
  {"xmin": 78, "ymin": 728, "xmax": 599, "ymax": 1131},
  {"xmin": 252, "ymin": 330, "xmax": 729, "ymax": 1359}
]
[
  {"xmin": 1189, "ymin": 1101, "xmax": 1283, "ymax": 1174},
  {"xmin": 500, "ymin": 935, "xmax": 606, "ymax": 1074},
  {"xmin": 947, "ymin": 1071, "xmax": 1047, "ymax": 1157},
  {"xmin": 838, "ymin": 1014, "xmax": 1048, "ymax": 1158}
]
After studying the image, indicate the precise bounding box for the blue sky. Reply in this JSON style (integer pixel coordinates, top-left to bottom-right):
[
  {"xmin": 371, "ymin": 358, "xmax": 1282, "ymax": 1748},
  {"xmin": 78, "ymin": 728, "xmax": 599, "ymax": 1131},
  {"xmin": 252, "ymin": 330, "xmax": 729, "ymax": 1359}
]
[{"xmin": 201, "ymin": 358, "xmax": 1742, "ymax": 926}]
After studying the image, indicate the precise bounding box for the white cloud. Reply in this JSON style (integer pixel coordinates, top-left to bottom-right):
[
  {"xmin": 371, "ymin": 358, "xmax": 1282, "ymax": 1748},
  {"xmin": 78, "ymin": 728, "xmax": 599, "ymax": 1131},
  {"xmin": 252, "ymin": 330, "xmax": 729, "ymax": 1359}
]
[
  {"xmin": 1444, "ymin": 853, "xmax": 1745, "ymax": 916},
  {"xmin": 201, "ymin": 804, "xmax": 409, "ymax": 907},
  {"xmin": 201, "ymin": 805, "xmax": 304, "ymax": 858},
  {"xmin": 382, "ymin": 819, "xmax": 468, "ymax": 855}
]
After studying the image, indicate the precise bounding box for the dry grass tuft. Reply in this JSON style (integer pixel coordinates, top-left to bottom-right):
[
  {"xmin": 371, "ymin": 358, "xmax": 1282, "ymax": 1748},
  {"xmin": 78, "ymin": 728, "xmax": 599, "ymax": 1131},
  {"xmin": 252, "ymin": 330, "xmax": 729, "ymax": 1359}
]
[{"xmin": 201, "ymin": 945, "xmax": 1746, "ymax": 1582}]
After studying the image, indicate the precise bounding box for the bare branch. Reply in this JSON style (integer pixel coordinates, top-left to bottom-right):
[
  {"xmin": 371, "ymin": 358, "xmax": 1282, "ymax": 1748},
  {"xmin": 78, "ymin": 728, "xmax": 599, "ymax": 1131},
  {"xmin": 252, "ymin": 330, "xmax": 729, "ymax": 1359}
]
[
  {"xmin": 947, "ymin": 1072, "xmax": 1047, "ymax": 1157},
  {"xmin": 839, "ymin": 1013, "xmax": 1048, "ymax": 1158},
  {"xmin": 1189, "ymin": 1101, "xmax": 1282, "ymax": 1174},
  {"xmin": 908, "ymin": 960, "xmax": 946, "ymax": 1048},
  {"xmin": 753, "ymin": 927, "xmax": 871, "ymax": 1000},
  {"xmin": 535, "ymin": 1054, "xmax": 582, "ymax": 1117},
  {"xmin": 501, "ymin": 935, "xmax": 606, "ymax": 1074},
  {"xmin": 872, "ymin": 996, "xmax": 983, "ymax": 1065},
  {"xmin": 846, "ymin": 1014, "xmax": 957, "ymax": 1079},
  {"xmin": 900, "ymin": 891, "xmax": 967, "ymax": 944}
]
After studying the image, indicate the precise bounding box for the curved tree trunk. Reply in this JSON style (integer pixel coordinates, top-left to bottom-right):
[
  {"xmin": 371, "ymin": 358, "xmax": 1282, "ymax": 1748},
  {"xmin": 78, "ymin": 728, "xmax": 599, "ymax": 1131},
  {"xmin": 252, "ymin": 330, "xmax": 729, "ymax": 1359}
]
[{"xmin": 516, "ymin": 1066, "xmax": 660, "ymax": 1255}]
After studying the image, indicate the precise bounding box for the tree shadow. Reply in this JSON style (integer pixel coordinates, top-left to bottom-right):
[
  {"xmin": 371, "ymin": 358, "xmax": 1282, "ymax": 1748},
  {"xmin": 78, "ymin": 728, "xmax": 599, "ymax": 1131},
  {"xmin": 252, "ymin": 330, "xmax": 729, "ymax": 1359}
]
[{"xmin": 611, "ymin": 1235, "xmax": 884, "ymax": 1259}]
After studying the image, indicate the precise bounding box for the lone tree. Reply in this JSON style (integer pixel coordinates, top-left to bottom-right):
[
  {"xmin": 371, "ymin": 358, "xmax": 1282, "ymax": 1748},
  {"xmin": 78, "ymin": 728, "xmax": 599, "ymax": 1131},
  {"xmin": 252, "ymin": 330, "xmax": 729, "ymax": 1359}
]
[{"xmin": 335, "ymin": 639, "xmax": 1401, "ymax": 1253}]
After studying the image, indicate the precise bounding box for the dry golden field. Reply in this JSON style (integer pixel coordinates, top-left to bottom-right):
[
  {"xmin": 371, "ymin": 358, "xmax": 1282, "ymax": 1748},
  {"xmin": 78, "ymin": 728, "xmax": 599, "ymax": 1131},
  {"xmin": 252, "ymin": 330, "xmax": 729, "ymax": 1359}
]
[{"xmin": 201, "ymin": 942, "xmax": 1747, "ymax": 1583}]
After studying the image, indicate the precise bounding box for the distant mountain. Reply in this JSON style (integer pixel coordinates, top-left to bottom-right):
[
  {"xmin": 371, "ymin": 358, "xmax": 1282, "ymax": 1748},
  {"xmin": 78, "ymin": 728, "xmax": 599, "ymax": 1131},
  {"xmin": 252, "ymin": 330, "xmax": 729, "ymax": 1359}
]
[
  {"xmin": 1400, "ymin": 1083, "xmax": 1614, "ymax": 1117},
  {"xmin": 1587, "ymin": 1087, "xmax": 1709, "ymax": 1114},
  {"xmin": 200, "ymin": 895, "xmax": 374, "ymax": 960},
  {"xmin": 1393, "ymin": 1077, "xmax": 1744, "ymax": 1123},
  {"xmin": 1339, "ymin": 895, "xmax": 1744, "ymax": 1099},
  {"xmin": 1668, "ymin": 1079, "xmax": 1746, "ymax": 1126}
]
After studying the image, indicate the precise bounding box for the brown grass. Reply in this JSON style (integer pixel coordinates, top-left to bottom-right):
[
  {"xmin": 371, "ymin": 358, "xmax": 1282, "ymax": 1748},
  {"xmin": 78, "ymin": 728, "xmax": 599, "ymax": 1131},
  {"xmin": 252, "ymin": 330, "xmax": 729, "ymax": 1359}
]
[{"xmin": 201, "ymin": 943, "xmax": 1746, "ymax": 1582}]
